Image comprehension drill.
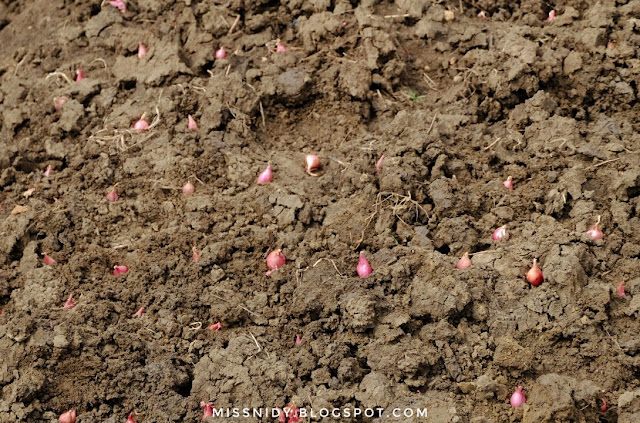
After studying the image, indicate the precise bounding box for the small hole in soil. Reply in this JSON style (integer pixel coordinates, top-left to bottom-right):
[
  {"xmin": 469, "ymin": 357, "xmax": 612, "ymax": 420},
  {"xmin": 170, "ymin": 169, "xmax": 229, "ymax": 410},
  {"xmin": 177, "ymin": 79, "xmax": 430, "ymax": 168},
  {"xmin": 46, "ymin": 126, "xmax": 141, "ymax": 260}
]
[
  {"xmin": 175, "ymin": 376, "xmax": 192, "ymax": 397},
  {"xmin": 119, "ymin": 80, "xmax": 136, "ymax": 91},
  {"xmin": 436, "ymin": 244, "xmax": 450, "ymax": 255}
]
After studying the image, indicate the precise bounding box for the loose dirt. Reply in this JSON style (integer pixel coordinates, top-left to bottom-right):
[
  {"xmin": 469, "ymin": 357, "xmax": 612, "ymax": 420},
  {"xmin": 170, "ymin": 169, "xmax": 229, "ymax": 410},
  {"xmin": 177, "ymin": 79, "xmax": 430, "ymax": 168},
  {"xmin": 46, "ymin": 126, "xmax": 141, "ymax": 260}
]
[{"xmin": 1, "ymin": 0, "xmax": 640, "ymax": 422}]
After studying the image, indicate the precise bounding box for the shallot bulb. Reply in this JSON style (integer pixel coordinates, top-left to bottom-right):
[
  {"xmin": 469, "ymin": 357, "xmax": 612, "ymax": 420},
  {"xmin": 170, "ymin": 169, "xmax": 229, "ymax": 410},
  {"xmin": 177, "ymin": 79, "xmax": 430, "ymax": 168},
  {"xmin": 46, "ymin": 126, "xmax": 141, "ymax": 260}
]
[
  {"xmin": 44, "ymin": 164, "xmax": 53, "ymax": 177},
  {"xmin": 587, "ymin": 215, "xmax": 604, "ymax": 240},
  {"xmin": 43, "ymin": 253, "xmax": 56, "ymax": 266},
  {"xmin": 375, "ymin": 155, "xmax": 385, "ymax": 173},
  {"xmin": 192, "ymin": 247, "xmax": 201, "ymax": 263},
  {"xmin": 188, "ymin": 115, "xmax": 198, "ymax": 132},
  {"xmin": 456, "ymin": 252, "xmax": 472, "ymax": 269},
  {"xmin": 477, "ymin": 11, "xmax": 487, "ymax": 20},
  {"xmin": 503, "ymin": 176, "xmax": 514, "ymax": 190},
  {"xmin": 137, "ymin": 44, "xmax": 147, "ymax": 58},
  {"xmin": 257, "ymin": 162, "xmax": 273, "ymax": 184},
  {"xmin": 133, "ymin": 115, "xmax": 149, "ymax": 133},
  {"xmin": 126, "ymin": 412, "xmax": 137, "ymax": 423},
  {"xmin": 526, "ymin": 258, "xmax": 543, "ymax": 286},
  {"xmin": 113, "ymin": 265, "xmax": 129, "ymax": 276},
  {"xmin": 135, "ymin": 307, "xmax": 144, "ymax": 317},
  {"xmin": 357, "ymin": 252, "xmax": 373, "ymax": 278},
  {"xmin": 617, "ymin": 280, "xmax": 626, "ymax": 297},
  {"xmin": 109, "ymin": 0, "xmax": 127, "ymax": 13},
  {"xmin": 58, "ymin": 409, "xmax": 77, "ymax": 423},
  {"xmin": 53, "ymin": 96, "xmax": 69, "ymax": 111},
  {"xmin": 209, "ymin": 322, "xmax": 222, "ymax": 331},
  {"xmin": 295, "ymin": 334, "xmax": 302, "ymax": 345},
  {"xmin": 266, "ymin": 249, "xmax": 286, "ymax": 275},
  {"xmin": 106, "ymin": 188, "xmax": 119, "ymax": 202},
  {"xmin": 510, "ymin": 386, "xmax": 526, "ymax": 407},
  {"xmin": 305, "ymin": 154, "xmax": 321, "ymax": 176},
  {"xmin": 215, "ymin": 47, "xmax": 227, "ymax": 60},
  {"xmin": 201, "ymin": 402, "xmax": 215, "ymax": 419},
  {"xmin": 75, "ymin": 68, "xmax": 85, "ymax": 82},
  {"xmin": 63, "ymin": 294, "xmax": 75, "ymax": 310},
  {"xmin": 492, "ymin": 225, "xmax": 508, "ymax": 241},
  {"xmin": 600, "ymin": 397, "xmax": 608, "ymax": 412},
  {"xmin": 182, "ymin": 181, "xmax": 195, "ymax": 195},
  {"xmin": 547, "ymin": 10, "xmax": 556, "ymax": 21},
  {"xmin": 276, "ymin": 39, "xmax": 287, "ymax": 53}
]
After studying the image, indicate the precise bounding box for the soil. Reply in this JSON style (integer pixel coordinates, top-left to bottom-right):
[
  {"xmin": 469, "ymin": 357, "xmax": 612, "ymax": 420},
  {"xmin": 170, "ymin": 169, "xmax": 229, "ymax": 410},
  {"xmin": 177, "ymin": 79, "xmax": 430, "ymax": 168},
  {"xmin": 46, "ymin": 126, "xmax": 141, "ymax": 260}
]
[{"xmin": 1, "ymin": 0, "xmax": 640, "ymax": 422}]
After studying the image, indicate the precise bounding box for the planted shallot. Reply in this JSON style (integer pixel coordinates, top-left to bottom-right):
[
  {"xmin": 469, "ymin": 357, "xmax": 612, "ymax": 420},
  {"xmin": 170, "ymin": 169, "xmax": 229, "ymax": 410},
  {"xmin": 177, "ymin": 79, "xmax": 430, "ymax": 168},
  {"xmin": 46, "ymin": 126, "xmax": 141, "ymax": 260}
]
[
  {"xmin": 257, "ymin": 162, "xmax": 273, "ymax": 184},
  {"xmin": 106, "ymin": 188, "xmax": 119, "ymax": 202},
  {"xmin": 587, "ymin": 216, "xmax": 604, "ymax": 240},
  {"xmin": 503, "ymin": 176, "xmax": 514, "ymax": 190},
  {"xmin": 182, "ymin": 181, "xmax": 195, "ymax": 195},
  {"xmin": 527, "ymin": 258, "xmax": 543, "ymax": 286},
  {"xmin": 201, "ymin": 402, "xmax": 214, "ymax": 419},
  {"xmin": 133, "ymin": 115, "xmax": 149, "ymax": 133},
  {"xmin": 456, "ymin": 252, "xmax": 472, "ymax": 269},
  {"xmin": 305, "ymin": 154, "xmax": 321, "ymax": 176},
  {"xmin": 113, "ymin": 265, "xmax": 129, "ymax": 276},
  {"xmin": 266, "ymin": 249, "xmax": 286, "ymax": 275},
  {"xmin": 215, "ymin": 47, "xmax": 227, "ymax": 60},
  {"xmin": 137, "ymin": 44, "xmax": 147, "ymax": 58},
  {"xmin": 188, "ymin": 115, "xmax": 198, "ymax": 132},
  {"xmin": 63, "ymin": 294, "xmax": 75, "ymax": 309},
  {"xmin": 43, "ymin": 253, "xmax": 56, "ymax": 266},
  {"xmin": 357, "ymin": 252, "xmax": 373, "ymax": 278},
  {"xmin": 510, "ymin": 386, "xmax": 526, "ymax": 407},
  {"xmin": 58, "ymin": 409, "xmax": 77, "ymax": 423},
  {"xmin": 492, "ymin": 225, "xmax": 508, "ymax": 241}
]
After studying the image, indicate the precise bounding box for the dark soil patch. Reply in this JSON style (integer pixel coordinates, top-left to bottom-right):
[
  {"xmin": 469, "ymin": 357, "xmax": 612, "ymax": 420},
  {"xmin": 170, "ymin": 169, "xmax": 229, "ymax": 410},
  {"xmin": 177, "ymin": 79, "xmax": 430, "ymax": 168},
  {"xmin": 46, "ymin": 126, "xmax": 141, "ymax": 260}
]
[{"xmin": 1, "ymin": 1, "xmax": 640, "ymax": 422}]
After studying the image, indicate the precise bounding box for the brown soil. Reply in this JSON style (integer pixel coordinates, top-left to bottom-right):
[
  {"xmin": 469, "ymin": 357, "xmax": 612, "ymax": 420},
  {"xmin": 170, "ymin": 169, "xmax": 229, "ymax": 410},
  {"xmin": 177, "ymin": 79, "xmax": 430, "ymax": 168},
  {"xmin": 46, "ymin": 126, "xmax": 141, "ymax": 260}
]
[{"xmin": 1, "ymin": 0, "xmax": 640, "ymax": 422}]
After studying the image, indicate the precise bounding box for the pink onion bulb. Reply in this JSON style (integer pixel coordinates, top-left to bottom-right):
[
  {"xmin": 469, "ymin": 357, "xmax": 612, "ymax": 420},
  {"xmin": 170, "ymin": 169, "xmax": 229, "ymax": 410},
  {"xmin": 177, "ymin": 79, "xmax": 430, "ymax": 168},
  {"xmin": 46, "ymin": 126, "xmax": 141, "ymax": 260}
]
[
  {"xmin": 106, "ymin": 188, "xmax": 119, "ymax": 202},
  {"xmin": 305, "ymin": 154, "xmax": 321, "ymax": 176},
  {"xmin": 257, "ymin": 162, "xmax": 273, "ymax": 184},
  {"xmin": 113, "ymin": 265, "xmax": 129, "ymax": 276},
  {"xmin": 587, "ymin": 215, "xmax": 603, "ymax": 240},
  {"xmin": 510, "ymin": 386, "xmax": 526, "ymax": 407},
  {"xmin": 137, "ymin": 43, "xmax": 147, "ymax": 58},
  {"xmin": 357, "ymin": 252, "xmax": 373, "ymax": 278},
  {"xmin": 58, "ymin": 409, "xmax": 77, "ymax": 423},
  {"xmin": 182, "ymin": 181, "xmax": 195, "ymax": 195},
  {"xmin": 503, "ymin": 176, "xmax": 514, "ymax": 190},
  {"xmin": 215, "ymin": 47, "xmax": 227, "ymax": 59},
  {"xmin": 133, "ymin": 116, "xmax": 149, "ymax": 133},
  {"xmin": 266, "ymin": 249, "xmax": 286, "ymax": 275},
  {"xmin": 187, "ymin": 114, "xmax": 198, "ymax": 132},
  {"xmin": 456, "ymin": 252, "xmax": 471, "ymax": 269},
  {"xmin": 492, "ymin": 225, "xmax": 508, "ymax": 241}
]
